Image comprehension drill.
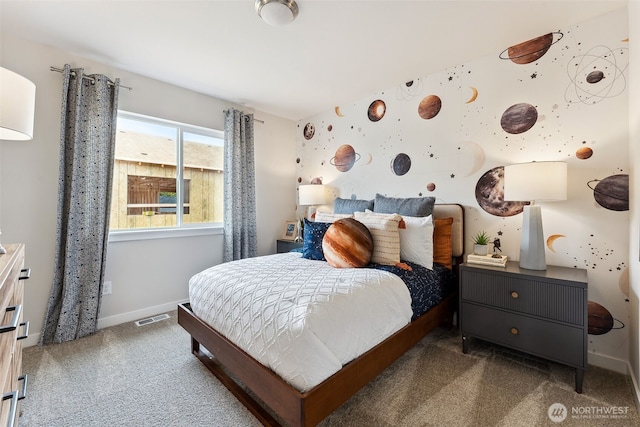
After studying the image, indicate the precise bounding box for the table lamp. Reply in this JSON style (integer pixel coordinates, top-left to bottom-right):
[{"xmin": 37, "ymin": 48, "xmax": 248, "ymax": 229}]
[
  {"xmin": 298, "ymin": 184, "xmax": 326, "ymax": 220},
  {"xmin": 503, "ymin": 161, "xmax": 567, "ymax": 270}
]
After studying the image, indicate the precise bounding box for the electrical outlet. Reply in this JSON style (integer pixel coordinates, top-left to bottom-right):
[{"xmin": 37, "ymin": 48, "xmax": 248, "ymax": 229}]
[{"xmin": 102, "ymin": 281, "xmax": 112, "ymax": 295}]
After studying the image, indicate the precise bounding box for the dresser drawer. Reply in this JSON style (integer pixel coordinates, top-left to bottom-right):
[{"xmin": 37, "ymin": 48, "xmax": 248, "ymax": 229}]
[
  {"xmin": 461, "ymin": 302, "xmax": 586, "ymax": 367},
  {"xmin": 460, "ymin": 269, "xmax": 585, "ymax": 325}
]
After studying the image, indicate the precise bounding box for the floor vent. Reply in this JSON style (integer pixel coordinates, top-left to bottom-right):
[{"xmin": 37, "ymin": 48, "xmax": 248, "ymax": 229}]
[{"xmin": 134, "ymin": 313, "xmax": 170, "ymax": 327}]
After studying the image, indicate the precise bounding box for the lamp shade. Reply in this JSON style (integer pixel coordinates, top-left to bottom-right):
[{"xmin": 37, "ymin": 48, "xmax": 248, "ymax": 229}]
[
  {"xmin": 0, "ymin": 67, "xmax": 36, "ymax": 141},
  {"xmin": 503, "ymin": 161, "xmax": 567, "ymax": 202},
  {"xmin": 255, "ymin": 0, "xmax": 298, "ymax": 26},
  {"xmin": 298, "ymin": 184, "xmax": 326, "ymax": 206}
]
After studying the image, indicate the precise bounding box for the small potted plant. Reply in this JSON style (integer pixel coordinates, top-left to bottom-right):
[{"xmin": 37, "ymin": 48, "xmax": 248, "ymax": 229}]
[{"xmin": 473, "ymin": 231, "xmax": 490, "ymax": 256}]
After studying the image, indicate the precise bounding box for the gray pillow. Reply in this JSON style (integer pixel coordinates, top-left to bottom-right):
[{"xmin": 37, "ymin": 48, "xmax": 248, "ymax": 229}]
[
  {"xmin": 334, "ymin": 197, "xmax": 374, "ymax": 214},
  {"xmin": 373, "ymin": 193, "xmax": 435, "ymax": 217}
]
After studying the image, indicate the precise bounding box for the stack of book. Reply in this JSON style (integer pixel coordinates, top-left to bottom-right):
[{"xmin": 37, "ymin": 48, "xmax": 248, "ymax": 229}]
[{"xmin": 467, "ymin": 254, "xmax": 508, "ymax": 267}]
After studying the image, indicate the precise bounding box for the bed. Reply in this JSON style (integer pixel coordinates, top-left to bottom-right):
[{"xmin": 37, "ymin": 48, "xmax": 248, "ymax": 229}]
[{"xmin": 178, "ymin": 203, "xmax": 464, "ymax": 426}]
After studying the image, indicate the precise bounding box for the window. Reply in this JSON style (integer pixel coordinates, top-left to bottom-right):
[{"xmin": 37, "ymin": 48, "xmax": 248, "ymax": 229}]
[{"xmin": 110, "ymin": 111, "xmax": 224, "ymax": 232}]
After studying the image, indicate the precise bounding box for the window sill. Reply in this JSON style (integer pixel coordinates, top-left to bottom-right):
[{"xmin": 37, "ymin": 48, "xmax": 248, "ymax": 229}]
[{"xmin": 108, "ymin": 225, "xmax": 223, "ymax": 242}]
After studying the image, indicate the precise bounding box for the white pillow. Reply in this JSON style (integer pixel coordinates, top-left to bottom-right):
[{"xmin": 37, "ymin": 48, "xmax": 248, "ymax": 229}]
[
  {"xmin": 353, "ymin": 211, "xmax": 402, "ymax": 265},
  {"xmin": 314, "ymin": 212, "xmax": 353, "ymax": 223},
  {"xmin": 399, "ymin": 215, "xmax": 434, "ymax": 270}
]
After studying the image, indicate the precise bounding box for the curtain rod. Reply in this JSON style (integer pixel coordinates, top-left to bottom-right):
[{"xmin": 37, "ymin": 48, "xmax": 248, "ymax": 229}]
[
  {"xmin": 223, "ymin": 109, "xmax": 264, "ymax": 124},
  {"xmin": 50, "ymin": 66, "xmax": 132, "ymax": 91}
]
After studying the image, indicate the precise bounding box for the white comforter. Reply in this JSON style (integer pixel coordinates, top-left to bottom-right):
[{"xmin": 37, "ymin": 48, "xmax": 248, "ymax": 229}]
[{"xmin": 189, "ymin": 252, "xmax": 413, "ymax": 392}]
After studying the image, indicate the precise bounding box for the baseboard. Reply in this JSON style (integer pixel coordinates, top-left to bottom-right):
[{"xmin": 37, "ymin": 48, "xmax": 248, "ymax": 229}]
[
  {"xmin": 587, "ymin": 351, "xmax": 628, "ymax": 374},
  {"xmin": 23, "ymin": 299, "xmax": 188, "ymax": 348},
  {"xmin": 628, "ymin": 362, "xmax": 640, "ymax": 413},
  {"xmin": 96, "ymin": 299, "xmax": 187, "ymax": 329}
]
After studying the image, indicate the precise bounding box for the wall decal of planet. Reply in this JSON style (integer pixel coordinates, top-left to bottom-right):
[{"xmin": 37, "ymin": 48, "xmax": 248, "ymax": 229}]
[
  {"xmin": 303, "ymin": 123, "xmax": 315, "ymax": 140},
  {"xmin": 426, "ymin": 182, "xmax": 436, "ymax": 192},
  {"xmin": 475, "ymin": 167, "xmax": 529, "ymax": 217},
  {"xmin": 330, "ymin": 144, "xmax": 360, "ymax": 172},
  {"xmin": 368, "ymin": 99, "xmax": 386, "ymax": 122},
  {"xmin": 397, "ymin": 79, "xmax": 423, "ymax": 101},
  {"xmin": 586, "ymin": 70, "xmax": 605, "ymax": 84},
  {"xmin": 565, "ymin": 45, "xmax": 628, "ymax": 105},
  {"xmin": 587, "ymin": 301, "xmax": 625, "ymax": 335},
  {"xmin": 391, "ymin": 153, "xmax": 411, "ymax": 176},
  {"xmin": 576, "ymin": 147, "xmax": 593, "ymax": 160},
  {"xmin": 418, "ymin": 95, "xmax": 442, "ymax": 119},
  {"xmin": 588, "ymin": 174, "xmax": 629, "ymax": 211},
  {"xmin": 500, "ymin": 103, "xmax": 538, "ymax": 134},
  {"xmin": 588, "ymin": 301, "xmax": 613, "ymax": 335},
  {"xmin": 335, "ymin": 106, "xmax": 345, "ymax": 117},
  {"xmin": 499, "ymin": 32, "xmax": 563, "ymax": 64},
  {"xmin": 310, "ymin": 177, "xmax": 323, "ymax": 185}
]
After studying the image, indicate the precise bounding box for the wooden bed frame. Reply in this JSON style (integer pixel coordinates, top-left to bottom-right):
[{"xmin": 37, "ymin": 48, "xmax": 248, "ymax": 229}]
[{"xmin": 178, "ymin": 204, "xmax": 464, "ymax": 427}]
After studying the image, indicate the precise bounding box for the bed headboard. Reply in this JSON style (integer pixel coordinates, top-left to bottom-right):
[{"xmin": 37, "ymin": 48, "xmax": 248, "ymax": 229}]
[{"xmin": 432, "ymin": 204, "xmax": 464, "ymax": 259}]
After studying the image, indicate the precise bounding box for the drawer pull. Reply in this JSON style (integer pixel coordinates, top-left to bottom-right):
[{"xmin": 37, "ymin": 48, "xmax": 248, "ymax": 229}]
[
  {"xmin": 19, "ymin": 268, "xmax": 31, "ymax": 280},
  {"xmin": 511, "ymin": 327, "xmax": 519, "ymax": 335},
  {"xmin": 0, "ymin": 305, "xmax": 22, "ymax": 334},
  {"xmin": 511, "ymin": 291, "xmax": 519, "ymax": 299},
  {"xmin": 2, "ymin": 391, "xmax": 18, "ymax": 427},
  {"xmin": 17, "ymin": 374, "xmax": 27, "ymax": 401},
  {"xmin": 17, "ymin": 321, "xmax": 29, "ymax": 341}
]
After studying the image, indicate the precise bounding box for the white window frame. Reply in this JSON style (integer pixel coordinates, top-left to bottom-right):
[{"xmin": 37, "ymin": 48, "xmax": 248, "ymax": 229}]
[{"xmin": 108, "ymin": 111, "xmax": 224, "ymax": 242}]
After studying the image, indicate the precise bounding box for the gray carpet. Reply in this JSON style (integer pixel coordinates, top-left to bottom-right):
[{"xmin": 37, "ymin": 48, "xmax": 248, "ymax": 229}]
[{"xmin": 20, "ymin": 311, "xmax": 639, "ymax": 426}]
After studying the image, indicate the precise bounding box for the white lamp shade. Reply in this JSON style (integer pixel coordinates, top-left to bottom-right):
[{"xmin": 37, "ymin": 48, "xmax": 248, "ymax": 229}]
[
  {"xmin": 298, "ymin": 184, "xmax": 326, "ymax": 206},
  {"xmin": 503, "ymin": 161, "xmax": 567, "ymax": 202},
  {"xmin": 256, "ymin": 0, "xmax": 298, "ymax": 26},
  {"xmin": 0, "ymin": 67, "xmax": 36, "ymax": 141}
]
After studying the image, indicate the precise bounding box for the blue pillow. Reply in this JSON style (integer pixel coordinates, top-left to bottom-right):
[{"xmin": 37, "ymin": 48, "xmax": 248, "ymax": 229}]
[
  {"xmin": 374, "ymin": 193, "xmax": 435, "ymax": 217},
  {"xmin": 334, "ymin": 197, "xmax": 374, "ymax": 214},
  {"xmin": 301, "ymin": 219, "xmax": 332, "ymax": 260}
]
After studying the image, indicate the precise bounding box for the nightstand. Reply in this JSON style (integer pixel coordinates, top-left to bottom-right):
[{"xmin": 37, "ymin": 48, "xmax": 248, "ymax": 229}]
[
  {"xmin": 277, "ymin": 239, "xmax": 303, "ymax": 253},
  {"xmin": 459, "ymin": 261, "xmax": 588, "ymax": 393}
]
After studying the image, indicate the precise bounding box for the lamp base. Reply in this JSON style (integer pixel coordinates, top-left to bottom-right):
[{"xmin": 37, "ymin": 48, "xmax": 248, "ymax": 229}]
[
  {"xmin": 519, "ymin": 205, "xmax": 546, "ymax": 270},
  {"xmin": 306, "ymin": 205, "xmax": 317, "ymax": 221}
]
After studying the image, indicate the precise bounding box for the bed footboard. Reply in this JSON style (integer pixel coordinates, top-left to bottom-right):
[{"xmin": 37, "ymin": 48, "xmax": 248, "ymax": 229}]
[{"xmin": 178, "ymin": 292, "xmax": 457, "ymax": 427}]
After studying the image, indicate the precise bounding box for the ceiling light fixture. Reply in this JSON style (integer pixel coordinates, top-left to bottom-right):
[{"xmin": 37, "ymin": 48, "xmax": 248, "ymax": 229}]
[{"xmin": 255, "ymin": 0, "xmax": 298, "ymax": 26}]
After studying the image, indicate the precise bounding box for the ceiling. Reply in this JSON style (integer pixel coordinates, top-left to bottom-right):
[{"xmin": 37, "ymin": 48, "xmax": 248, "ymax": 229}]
[{"xmin": 0, "ymin": 1, "xmax": 626, "ymax": 121}]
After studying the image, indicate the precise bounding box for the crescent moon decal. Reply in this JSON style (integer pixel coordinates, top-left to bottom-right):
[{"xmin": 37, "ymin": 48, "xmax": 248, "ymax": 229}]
[
  {"xmin": 460, "ymin": 141, "xmax": 486, "ymax": 177},
  {"xmin": 335, "ymin": 106, "xmax": 344, "ymax": 117},
  {"xmin": 465, "ymin": 87, "xmax": 478, "ymax": 104},
  {"xmin": 546, "ymin": 234, "xmax": 565, "ymax": 252}
]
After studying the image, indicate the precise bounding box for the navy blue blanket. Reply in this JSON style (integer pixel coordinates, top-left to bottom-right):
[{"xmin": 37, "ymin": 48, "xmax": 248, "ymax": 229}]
[{"xmin": 370, "ymin": 262, "xmax": 454, "ymax": 320}]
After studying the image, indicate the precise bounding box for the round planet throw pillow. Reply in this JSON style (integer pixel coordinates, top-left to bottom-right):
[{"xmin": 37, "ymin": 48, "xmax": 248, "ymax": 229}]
[{"xmin": 322, "ymin": 218, "xmax": 373, "ymax": 268}]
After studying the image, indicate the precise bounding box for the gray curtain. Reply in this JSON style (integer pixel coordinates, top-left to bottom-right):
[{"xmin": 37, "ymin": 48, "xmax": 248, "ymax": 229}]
[
  {"xmin": 40, "ymin": 65, "xmax": 120, "ymax": 345},
  {"xmin": 223, "ymin": 109, "xmax": 257, "ymax": 261}
]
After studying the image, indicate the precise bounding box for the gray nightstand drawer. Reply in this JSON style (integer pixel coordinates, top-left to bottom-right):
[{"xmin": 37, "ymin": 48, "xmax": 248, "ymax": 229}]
[
  {"xmin": 460, "ymin": 269, "xmax": 585, "ymax": 325},
  {"xmin": 461, "ymin": 302, "xmax": 585, "ymax": 367}
]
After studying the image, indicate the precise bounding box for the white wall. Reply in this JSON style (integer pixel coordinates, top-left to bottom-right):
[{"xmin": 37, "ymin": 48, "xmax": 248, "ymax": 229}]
[
  {"xmin": 0, "ymin": 34, "xmax": 297, "ymax": 346},
  {"xmin": 297, "ymin": 8, "xmax": 631, "ymax": 372},
  {"xmin": 628, "ymin": 0, "xmax": 640, "ymax": 407}
]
